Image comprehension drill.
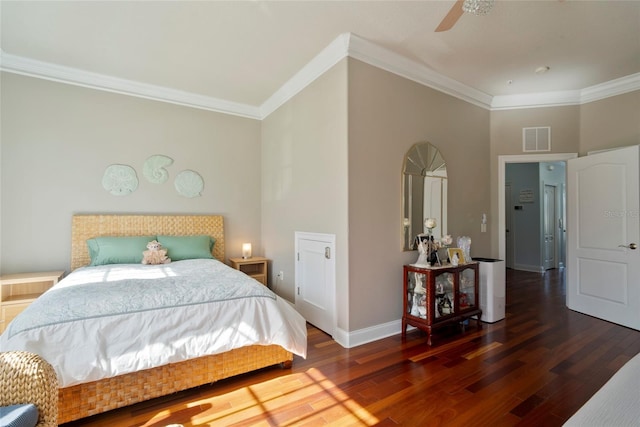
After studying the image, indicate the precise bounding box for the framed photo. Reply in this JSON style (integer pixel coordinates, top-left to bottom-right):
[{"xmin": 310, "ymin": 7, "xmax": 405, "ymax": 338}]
[{"xmin": 447, "ymin": 248, "xmax": 465, "ymax": 264}]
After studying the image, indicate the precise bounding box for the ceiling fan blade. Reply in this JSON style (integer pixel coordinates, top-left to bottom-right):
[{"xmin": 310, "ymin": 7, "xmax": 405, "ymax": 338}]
[{"xmin": 435, "ymin": 0, "xmax": 464, "ymax": 32}]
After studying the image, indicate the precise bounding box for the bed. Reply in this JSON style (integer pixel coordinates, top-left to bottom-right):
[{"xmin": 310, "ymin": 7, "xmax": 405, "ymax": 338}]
[
  {"xmin": 0, "ymin": 214, "xmax": 307, "ymax": 424},
  {"xmin": 563, "ymin": 351, "xmax": 640, "ymax": 426}
]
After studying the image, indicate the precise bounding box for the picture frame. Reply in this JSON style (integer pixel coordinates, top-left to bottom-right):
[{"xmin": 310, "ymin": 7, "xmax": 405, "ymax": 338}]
[{"xmin": 447, "ymin": 248, "xmax": 465, "ymax": 265}]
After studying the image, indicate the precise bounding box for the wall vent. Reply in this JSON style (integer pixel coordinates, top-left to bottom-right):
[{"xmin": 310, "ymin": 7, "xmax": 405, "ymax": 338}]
[{"xmin": 522, "ymin": 127, "xmax": 551, "ymax": 152}]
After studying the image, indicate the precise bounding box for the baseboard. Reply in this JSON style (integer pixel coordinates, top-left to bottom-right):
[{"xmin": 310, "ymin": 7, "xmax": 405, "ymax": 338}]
[
  {"xmin": 334, "ymin": 319, "xmax": 402, "ymax": 348},
  {"xmin": 513, "ymin": 263, "xmax": 544, "ymax": 273}
]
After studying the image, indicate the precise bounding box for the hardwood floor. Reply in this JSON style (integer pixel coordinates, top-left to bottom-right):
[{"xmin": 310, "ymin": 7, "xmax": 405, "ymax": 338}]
[{"xmin": 63, "ymin": 268, "xmax": 640, "ymax": 426}]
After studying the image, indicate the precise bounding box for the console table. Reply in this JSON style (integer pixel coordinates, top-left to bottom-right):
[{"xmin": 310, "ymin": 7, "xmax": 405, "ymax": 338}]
[{"xmin": 402, "ymin": 262, "xmax": 482, "ymax": 344}]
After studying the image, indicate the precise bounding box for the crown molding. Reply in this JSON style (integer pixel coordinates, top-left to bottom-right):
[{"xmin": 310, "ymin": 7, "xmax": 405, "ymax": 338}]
[
  {"xmin": 0, "ymin": 50, "xmax": 261, "ymax": 119},
  {"xmin": 259, "ymin": 33, "xmax": 351, "ymax": 118},
  {"xmin": 491, "ymin": 73, "xmax": 640, "ymax": 110},
  {"xmin": 580, "ymin": 72, "xmax": 640, "ymax": 104},
  {"xmin": 490, "ymin": 90, "xmax": 582, "ymax": 110},
  {"xmin": 346, "ymin": 33, "xmax": 494, "ymax": 109},
  {"xmin": 2, "ymin": 36, "xmax": 638, "ymax": 119}
]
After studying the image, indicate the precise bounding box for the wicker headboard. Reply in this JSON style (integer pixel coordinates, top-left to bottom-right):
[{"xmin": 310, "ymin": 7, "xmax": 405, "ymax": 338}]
[{"xmin": 71, "ymin": 214, "xmax": 225, "ymax": 270}]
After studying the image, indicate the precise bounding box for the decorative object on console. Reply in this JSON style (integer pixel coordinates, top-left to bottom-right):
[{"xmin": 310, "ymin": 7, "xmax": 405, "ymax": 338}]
[
  {"xmin": 448, "ymin": 248, "xmax": 465, "ymax": 266},
  {"xmin": 414, "ymin": 235, "xmax": 442, "ymax": 267},
  {"xmin": 451, "ymin": 252, "xmax": 460, "ymax": 266},
  {"xmin": 143, "ymin": 154, "xmax": 173, "ymax": 184},
  {"xmin": 242, "ymin": 243, "xmax": 252, "ymax": 259},
  {"xmin": 457, "ymin": 236, "xmax": 472, "ymax": 263},
  {"xmin": 102, "ymin": 164, "xmax": 138, "ymax": 195},
  {"xmin": 424, "ymin": 218, "xmax": 437, "ymax": 231}
]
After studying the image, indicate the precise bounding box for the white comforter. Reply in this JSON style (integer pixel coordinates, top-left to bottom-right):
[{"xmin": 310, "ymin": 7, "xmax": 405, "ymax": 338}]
[{"xmin": 0, "ymin": 259, "xmax": 307, "ymax": 387}]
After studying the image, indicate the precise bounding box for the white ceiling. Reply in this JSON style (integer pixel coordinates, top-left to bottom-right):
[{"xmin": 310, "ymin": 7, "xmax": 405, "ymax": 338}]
[{"xmin": 2, "ymin": 1, "xmax": 639, "ymax": 118}]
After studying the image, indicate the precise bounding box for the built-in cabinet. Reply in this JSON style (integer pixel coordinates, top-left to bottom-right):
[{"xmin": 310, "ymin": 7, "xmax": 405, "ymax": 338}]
[{"xmin": 402, "ymin": 262, "xmax": 482, "ymax": 344}]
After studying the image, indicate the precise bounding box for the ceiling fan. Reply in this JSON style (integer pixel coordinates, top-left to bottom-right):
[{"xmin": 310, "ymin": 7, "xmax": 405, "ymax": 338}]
[{"xmin": 435, "ymin": 0, "xmax": 494, "ymax": 32}]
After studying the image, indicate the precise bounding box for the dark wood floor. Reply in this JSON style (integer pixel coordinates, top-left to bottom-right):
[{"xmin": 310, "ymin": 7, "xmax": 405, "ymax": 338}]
[{"xmin": 63, "ymin": 268, "xmax": 640, "ymax": 426}]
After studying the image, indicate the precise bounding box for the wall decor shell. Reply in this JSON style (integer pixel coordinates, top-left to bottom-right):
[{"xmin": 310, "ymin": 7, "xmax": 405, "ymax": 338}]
[
  {"xmin": 143, "ymin": 154, "xmax": 174, "ymax": 184},
  {"xmin": 102, "ymin": 164, "xmax": 139, "ymax": 196},
  {"xmin": 174, "ymin": 170, "xmax": 204, "ymax": 198}
]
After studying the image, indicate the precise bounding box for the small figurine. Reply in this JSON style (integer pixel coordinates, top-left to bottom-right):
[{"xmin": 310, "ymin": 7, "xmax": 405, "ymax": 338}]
[{"xmin": 451, "ymin": 252, "xmax": 459, "ymax": 266}]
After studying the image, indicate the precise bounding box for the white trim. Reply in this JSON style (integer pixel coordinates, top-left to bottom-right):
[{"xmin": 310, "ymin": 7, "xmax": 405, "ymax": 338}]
[
  {"xmin": 2, "ymin": 34, "xmax": 639, "ymax": 119},
  {"xmin": 335, "ymin": 320, "xmax": 402, "ymax": 348},
  {"xmin": 0, "ymin": 51, "xmax": 261, "ymax": 119},
  {"xmin": 580, "ymin": 73, "xmax": 640, "ymax": 104},
  {"xmin": 491, "ymin": 73, "xmax": 640, "ymax": 110},
  {"xmin": 498, "ymin": 153, "xmax": 578, "ymax": 262},
  {"xmin": 492, "ymin": 90, "xmax": 582, "ymax": 110},
  {"xmin": 260, "ymin": 33, "xmax": 351, "ymax": 118},
  {"xmin": 347, "ymin": 34, "xmax": 493, "ymax": 109}
]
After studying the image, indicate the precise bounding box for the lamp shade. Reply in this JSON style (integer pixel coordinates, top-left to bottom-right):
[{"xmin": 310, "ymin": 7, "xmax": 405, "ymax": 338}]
[{"xmin": 242, "ymin": 243, "xmax": 252, "ymax": 259}]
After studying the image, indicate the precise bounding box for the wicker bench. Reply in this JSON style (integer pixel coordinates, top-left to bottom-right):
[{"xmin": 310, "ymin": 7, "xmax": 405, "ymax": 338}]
[{"xmin": 0, "ymin": 351, "xmax": 58, "ymax": 427}]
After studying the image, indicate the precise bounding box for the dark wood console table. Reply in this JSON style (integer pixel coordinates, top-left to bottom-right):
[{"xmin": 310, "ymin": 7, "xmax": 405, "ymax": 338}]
[{"xmin": 403, "ymin": 262, "xmax": 482, "ymax": 344}]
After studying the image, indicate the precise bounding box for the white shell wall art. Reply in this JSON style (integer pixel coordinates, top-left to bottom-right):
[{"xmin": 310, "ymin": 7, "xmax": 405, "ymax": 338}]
[
  {"xmin": 174, "ymin": 170, "xmax": 204, "ymax": 198},
  {"xmin": 143, "ymin": 155, "xmax": 174, "ymax": 184},
  {"xmin": 102, "ymin": 164, "xmax": 139, "ymax": 196}
]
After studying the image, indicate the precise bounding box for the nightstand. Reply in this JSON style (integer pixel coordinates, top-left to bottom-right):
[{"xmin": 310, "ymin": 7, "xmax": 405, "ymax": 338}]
[
  {"xmin": 0, "ymin": 270, "xmax": 64, "ymax": 333},
  {"xmin": 229, "ymin": 257, "xmax": 268, "ymax": 286}
]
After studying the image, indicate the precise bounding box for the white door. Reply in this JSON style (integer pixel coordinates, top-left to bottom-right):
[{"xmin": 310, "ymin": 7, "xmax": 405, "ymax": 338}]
[
  {"xmin": 543, "ymin": 184, "xmax": 557, "ymax": 270},
  {"xmin": 295, "ymin": 232, "xmax": 336, "ymax": 336},
  {"xmin": 567, "ymin": 145, "xmax": 640, "ymax": 330}
]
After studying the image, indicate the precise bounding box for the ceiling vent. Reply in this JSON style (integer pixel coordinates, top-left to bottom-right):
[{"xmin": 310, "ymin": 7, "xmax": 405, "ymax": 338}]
[{"xmin": 523, "ymin": 127, "xmax": 551, "ymax": 152}]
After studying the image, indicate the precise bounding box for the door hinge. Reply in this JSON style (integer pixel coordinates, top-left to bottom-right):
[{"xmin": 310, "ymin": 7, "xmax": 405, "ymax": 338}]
[
  {"xmin": 325, "ymin": 247, "xmax": 331, "ymax": 259},
  {"xmin": 297, "ymin": 286, "xmax": 300, "ymax": 295}
]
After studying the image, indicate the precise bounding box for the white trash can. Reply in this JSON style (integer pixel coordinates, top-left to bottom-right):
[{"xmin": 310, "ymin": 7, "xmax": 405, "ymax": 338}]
[{"xmin": 473, "ymin": 257, "xmax": 506, "ymax": 323}]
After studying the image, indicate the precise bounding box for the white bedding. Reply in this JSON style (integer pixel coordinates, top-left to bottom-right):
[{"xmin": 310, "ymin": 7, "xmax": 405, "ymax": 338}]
[
  {"xmin": 563, "ymin": 351, "xmax": 640, "ymax": 426},
  {"xmin": 0, "ymin": 259, "xmax": 307, "ymax": 387}
]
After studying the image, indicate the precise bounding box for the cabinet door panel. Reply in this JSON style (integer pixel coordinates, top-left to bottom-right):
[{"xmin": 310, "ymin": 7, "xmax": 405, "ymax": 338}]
[{"xmin": 460, "ymin": 267, "xmax": 477, "ymax": 310}]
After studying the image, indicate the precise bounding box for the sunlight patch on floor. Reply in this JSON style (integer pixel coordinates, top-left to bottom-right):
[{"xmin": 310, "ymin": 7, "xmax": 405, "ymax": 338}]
[
  {"xmin": 463, "ymin": 342, "xmax": 503, "ymax": 360},
  {"xmin": 143, "ymin": 368, "xmax": 379, "ymax": 426}
]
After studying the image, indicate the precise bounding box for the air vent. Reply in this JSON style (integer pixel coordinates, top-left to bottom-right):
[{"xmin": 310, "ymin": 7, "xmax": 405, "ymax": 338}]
[{"xmin": 523, "ymin": 127, "xmax": 551, "ymax": 152}]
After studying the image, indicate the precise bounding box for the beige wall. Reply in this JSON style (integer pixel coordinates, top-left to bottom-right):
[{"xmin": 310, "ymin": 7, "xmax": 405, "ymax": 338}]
[
  {"xmin": 1, "ymin": 72, "xmax": 262, "ymax": 274},
  {"xmin": 579, "ymin": 90, "xmax": 640, "ymax": 155},
  {"xmin": 488, "ymin": 92, "xmax": 640, "ymax": 257},
  {"xmin": 261, "ymin": 60, "xmax": 349, "ymax": 322},
  {"xmin": 347, "ymin": 59, "xmax": 491, "ymax": 331},
  {"xmin": 488, "ymin": 106, "xmax": 581, "ymax": 257}
]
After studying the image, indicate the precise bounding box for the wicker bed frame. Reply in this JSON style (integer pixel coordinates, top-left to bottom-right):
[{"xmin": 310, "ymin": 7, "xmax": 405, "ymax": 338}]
[{"xmin": 57, "ymin": 214, "xmax": 293, "ymax": 424}]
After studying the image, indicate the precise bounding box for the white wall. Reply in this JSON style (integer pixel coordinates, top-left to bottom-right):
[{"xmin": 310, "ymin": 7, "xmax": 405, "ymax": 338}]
[{"xmin": 1, "ymin": 72, "xmax": 262, "ymax": 274}]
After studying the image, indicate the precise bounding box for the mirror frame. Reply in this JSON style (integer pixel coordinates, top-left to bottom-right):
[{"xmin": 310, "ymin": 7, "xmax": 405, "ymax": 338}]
[{"xmin": 402, "ymin": 142, "xmax": 448, "ymax": 251}]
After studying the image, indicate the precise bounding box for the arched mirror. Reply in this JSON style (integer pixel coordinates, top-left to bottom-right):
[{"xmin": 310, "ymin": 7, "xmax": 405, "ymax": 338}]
[{"xmin": 402, "ymin": 142, "xmax": 448, "ymax": 251}]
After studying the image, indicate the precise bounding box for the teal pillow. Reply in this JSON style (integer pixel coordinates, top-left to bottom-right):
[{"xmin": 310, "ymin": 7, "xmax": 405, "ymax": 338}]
[
  {"xmin": 87, "ymin": 236, "xmax": 156, "ymax": 266},
  {"xmin": 157, "ymin": 235, "xmax": 215, "ymax": 261}
]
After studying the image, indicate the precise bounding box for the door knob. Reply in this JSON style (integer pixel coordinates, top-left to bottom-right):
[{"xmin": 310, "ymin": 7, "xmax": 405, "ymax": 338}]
[{"xmin": 618, "ymin": 243, "xmax": 638, "ymax": 250}]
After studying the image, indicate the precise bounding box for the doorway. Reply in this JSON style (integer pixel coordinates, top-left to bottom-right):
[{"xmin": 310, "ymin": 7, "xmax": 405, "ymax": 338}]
[{"xmin": 498, "ymin": 154, "xmax": 577, "ymax": 265}]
